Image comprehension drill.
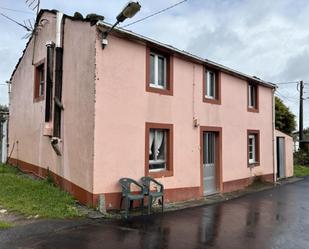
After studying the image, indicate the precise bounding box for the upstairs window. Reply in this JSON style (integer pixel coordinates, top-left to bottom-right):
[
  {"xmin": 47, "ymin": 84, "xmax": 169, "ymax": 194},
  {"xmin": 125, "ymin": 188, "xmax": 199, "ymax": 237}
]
[
  {"xmin": 150, "ymin": 52, "xmax": 167, "ymax": 89},
  {"xmin": 146, "ymin": 48, "xmax": 173, "ymax": 95},
  {"xmin": 34, "ymin": 62, "xmax": 45, "ymax": 101},
  {"xmin": 203, "ymin": 67, "xmax": 221, "ymax": 104},
  {"xmin": 248, "ymin": 130, "xmax": 260, "ymax": 166},
  {"xmin": 248, "ymin": 82, "xmax": 259, "ymax": 112},
  {"xmin": 205, "ymin": 70, "xmax": 216, "ymax": 99}
]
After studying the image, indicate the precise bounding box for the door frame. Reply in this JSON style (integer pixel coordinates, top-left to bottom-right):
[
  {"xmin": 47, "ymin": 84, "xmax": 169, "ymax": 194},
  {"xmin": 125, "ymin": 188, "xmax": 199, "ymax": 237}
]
[
  {"xmin": 200, "ymin": 126, "xmax": 223, "ymax": 196},
  {"xmin": 276, "ymin": 136, "xmax": 286, "ymax": 179}
]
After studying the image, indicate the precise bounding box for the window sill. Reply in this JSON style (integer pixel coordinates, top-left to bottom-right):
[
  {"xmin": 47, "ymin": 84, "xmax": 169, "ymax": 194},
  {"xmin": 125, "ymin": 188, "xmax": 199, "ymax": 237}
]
[
  {"xmin": 146, "ymin": 85, "xmax": 173, "ymax": 96},
  {"xmin": 248, "ymin": 162, "xmax": 260, "ymax": 167},
  {"xmin": 147, "ymin": 170, "xmax": 173, "ymax": 178},
  {"xmin": 33, "ymin": 96, "xmax": 44, "ymax": 103},
  {"xmin": 247, "ymin": 107, "xmax": 259, "ymax": 113},
  {"xmin": 203, "ymin": 96, "xmax": 221, "ymax": 105}
]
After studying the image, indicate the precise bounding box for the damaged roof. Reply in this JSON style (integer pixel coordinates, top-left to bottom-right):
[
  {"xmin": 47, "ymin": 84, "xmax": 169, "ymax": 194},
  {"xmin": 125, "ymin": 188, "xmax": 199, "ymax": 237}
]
[{"xmin": 10, "ymin": 9, "xmax": 276, "ymax": 89}]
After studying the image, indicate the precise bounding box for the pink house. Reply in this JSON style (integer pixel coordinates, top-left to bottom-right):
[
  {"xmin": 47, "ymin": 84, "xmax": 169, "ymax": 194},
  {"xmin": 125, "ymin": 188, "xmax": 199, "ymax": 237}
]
[{"xmin": 8, "ymin": 10, "xmax": 293, "ymax": 210}]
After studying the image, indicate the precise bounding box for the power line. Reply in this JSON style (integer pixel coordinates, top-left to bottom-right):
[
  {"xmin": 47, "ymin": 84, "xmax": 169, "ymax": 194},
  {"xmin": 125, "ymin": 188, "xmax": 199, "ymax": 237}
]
[
  {"xmin": 0, "ymin": 6, "xmax": 34, "ymax": 14},
  {"xmin": 122, "ymin": 0, "xmax": 189, "ymax": 28},
  {"xmin": 276, "ymin": 90, "xmax": 299, "ymax": 102},
  {"xmin": 275, "ymin": 81, "xmax": 299, "ymax": 85}
]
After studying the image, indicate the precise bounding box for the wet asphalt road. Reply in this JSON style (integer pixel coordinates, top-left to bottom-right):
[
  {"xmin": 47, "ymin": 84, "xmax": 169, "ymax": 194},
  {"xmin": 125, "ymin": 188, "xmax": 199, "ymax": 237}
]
[{"xmin": 1, "ymin": 178, "xmax": 309, "ymax": 249}]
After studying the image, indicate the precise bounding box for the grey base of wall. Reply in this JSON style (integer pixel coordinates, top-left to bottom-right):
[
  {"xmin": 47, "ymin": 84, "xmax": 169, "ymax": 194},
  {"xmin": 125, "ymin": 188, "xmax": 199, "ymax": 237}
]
[{"xmin": 7, "ymin": 158, "xmax": 274, "ymax": 209}]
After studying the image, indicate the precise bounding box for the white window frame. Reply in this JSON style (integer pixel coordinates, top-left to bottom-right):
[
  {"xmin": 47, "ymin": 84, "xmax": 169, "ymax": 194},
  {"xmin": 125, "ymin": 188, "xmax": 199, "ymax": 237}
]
[
  {"xmin": 150, "ymin": 52, "xmax": 167, "ymax": 89},
  {"xmin": 205, "ymin": 70, "xmax": 216, "ymax": 99},
  {"xmin": 248, "ymin": 134, "xmax": 256, "ymax": 164},
  {"xmin": 149, "ymin": 129, "xmax": 167, "ymax": 172},
  {"xmin": 248, "ymin": 83, "xmax": 256, "ymax": 108}
]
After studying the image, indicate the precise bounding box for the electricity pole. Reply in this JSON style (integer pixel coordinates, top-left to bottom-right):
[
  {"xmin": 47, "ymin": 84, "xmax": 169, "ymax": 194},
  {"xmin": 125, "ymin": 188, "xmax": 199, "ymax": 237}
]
[{"xmin": 299, "ymin": 80, "xmax": 304, "ymax": 150}]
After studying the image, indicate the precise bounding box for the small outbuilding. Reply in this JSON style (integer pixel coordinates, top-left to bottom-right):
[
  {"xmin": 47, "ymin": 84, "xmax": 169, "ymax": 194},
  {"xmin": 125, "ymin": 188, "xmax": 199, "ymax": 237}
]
[{"xmin": 274, "ymin": 129, "xmax": 294, "ymax": 179}]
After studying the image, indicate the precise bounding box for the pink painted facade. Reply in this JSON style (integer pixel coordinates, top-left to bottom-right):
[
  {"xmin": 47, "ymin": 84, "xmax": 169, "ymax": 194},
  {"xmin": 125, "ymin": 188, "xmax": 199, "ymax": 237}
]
[{"xmin": 8, "ymin": 10, "xmax": 293, "ymax": 209}]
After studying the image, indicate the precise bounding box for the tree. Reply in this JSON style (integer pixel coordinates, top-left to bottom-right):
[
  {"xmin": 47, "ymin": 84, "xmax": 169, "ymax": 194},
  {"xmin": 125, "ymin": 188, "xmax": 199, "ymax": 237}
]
[
  {"xmin": 275, "ymin": 96, "xmax": 296, "ymax": 135},
  {"xmin": 0, "ymin": 105, "xmax": 8, "ymax": 122},
  {"xmin": 303, "ymin": 127, "xmax": 309, "ymax": 138}
]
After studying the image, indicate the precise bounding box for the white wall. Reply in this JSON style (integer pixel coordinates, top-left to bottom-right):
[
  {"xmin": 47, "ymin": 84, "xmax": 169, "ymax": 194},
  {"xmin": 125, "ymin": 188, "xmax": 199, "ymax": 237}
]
[{"xmin": 1, "ymin": 119, "xmax": 8, "ymax": 163}]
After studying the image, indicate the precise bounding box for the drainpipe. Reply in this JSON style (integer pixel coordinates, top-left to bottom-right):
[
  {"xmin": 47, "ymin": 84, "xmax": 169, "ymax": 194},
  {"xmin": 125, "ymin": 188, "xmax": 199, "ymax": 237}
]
[
  {"xmin": 272, "ymin": 88, "xmax": 277, "ymax": 184},
  {"xmin": 45, "ymin": 41, "xmax": 54, "ymax": 122},
  {"xmin": 51, "ymin": 12, "xmax": 64, "ymax": 155},
  {"xmin": 56, "ymin": 12, "xmax": 63, "ymax": 48}
]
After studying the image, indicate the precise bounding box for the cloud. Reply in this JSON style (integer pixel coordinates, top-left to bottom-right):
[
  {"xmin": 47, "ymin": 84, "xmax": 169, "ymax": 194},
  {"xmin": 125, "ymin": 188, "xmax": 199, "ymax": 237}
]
[{"xmin": 0, "ymin": 0, "xmax": 308, "ymax": 126}]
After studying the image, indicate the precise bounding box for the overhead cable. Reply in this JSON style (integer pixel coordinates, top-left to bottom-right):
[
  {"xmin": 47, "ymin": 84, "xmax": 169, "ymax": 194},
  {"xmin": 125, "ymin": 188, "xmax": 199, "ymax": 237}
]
[{"xmin": 122, "ymin": 0, "xmax": 189, "ymax": 28}]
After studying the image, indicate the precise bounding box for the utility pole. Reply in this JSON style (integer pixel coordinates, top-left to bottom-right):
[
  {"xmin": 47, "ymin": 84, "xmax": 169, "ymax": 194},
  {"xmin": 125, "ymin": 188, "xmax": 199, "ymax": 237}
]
[{"xmin": 299, "ymin": 80, "xmax": 304, "ymax": 150}]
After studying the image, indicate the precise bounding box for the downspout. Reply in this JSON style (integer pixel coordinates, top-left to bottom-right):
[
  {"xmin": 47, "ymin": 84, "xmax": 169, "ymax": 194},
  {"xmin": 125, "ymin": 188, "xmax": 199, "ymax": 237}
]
[
  {"xmin": 51, "ymin": 12, "xmax": 64, "ymax": 155},
  {"xmin": 45, "ymin": 41, "xmax": 54, "ymax": 122},
  {"xmin": 272, "ymin": 88, "xmax": 276, "ymax": 183}
]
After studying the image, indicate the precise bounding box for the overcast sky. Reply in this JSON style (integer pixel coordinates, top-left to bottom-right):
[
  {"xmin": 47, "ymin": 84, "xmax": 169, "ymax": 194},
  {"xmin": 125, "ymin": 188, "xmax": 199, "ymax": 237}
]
[{"xmin": 0, "ymin": 0, "xmax": 308, "ymax": 127}]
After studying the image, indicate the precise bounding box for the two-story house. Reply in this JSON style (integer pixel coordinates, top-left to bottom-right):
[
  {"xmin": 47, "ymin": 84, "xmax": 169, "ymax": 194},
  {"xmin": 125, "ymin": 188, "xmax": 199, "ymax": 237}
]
[{"xmin": 8, "ymin": 10, "xmax": 293, "ymax": 209}]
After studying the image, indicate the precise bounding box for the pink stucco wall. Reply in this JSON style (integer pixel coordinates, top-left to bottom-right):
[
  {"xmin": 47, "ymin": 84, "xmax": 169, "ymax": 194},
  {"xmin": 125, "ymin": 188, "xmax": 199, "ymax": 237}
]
[
  {"xmin": 275, "ymin": 130, "xmax": 294, "ymax": 178},
  {"xmin": 9, "ymin": 12, "xmax": 96, "ymax": 192},
  {"xmin": 93, "ymin": 32, "xmax": 275, "ymax": 200},
  {"xmin": 9, "ymin": 12, "xmax": 277, "ymax": 207}
]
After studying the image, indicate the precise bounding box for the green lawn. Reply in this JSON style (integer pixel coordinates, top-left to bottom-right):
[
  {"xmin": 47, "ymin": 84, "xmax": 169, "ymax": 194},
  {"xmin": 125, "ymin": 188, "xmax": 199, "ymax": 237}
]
[
  {"xmin": 0, "ymin": 164, "xmax": 81, "ymax": 218},
  {"xmin": 0, "ymin": 221, "xmax": 12, "ymax": 229},
  {"xmin": 294, "ymin": 164, "xmax": 309, "ymax": 177}
]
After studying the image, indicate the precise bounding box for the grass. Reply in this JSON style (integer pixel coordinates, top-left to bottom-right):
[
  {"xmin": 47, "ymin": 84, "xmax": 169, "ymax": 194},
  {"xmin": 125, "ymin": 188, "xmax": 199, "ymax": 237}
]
[
  {"xmin": 294, "ymin": 164, "xmax": 309, "ymax": 177},
  {"xmin": 0, "ymin": 164, "xmax": 81, "ymax": 218},
  {"xmin": 0, "ymin": 221, "xmax": 12, "ymax": 229}
]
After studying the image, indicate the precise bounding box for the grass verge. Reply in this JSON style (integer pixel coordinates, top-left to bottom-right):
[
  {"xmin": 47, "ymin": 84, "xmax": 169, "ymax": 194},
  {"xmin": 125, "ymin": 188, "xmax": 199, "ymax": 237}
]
[
  {"xmin": 0, "ymin": 221, "xmax": 12, "ymax": 229},
  {"xmin": 0, "ymin": 164, "xmax": 81, "ymax": 218},
  {"xmin": 294, "ymin": 164, "xmax": 309, "ymax": 177}
]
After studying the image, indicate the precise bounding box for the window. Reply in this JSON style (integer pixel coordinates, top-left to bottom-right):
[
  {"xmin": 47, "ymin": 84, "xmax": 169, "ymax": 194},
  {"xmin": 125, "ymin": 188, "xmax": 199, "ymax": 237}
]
[
  {"xmin": 248, "ymin": 83, "xmax": 259, "ymax": 112},
  {"xmin": 146, "ymin": 48, "xmax": 173, "ymax": 95},
  {"xmin": 206, "ymin": 70, "xmax": 216, "ymax": 98},
  {"xmin": 150, "ymin": 52, "xmax": 167, "ymax": 89},
  {"xmin": 149, "ymin": 129, "xmax": 167, "ymax": 171},
  {"xmin": 203, "ymin": 67, "xmax": 221, "ymax": 104},
  {"xmin": 247, "ymin": 130, "xmax": 260, "ymax": 166},
  {"xmin": 145, "ymin": 123, "xmax": 173, "ymax": 177},
  {"xmin": 248, "ymin": 135, "xmax": 256, "ymax": 164},
  {"xmin": 34, "ymin": 62, "xmax": 45, "ymax": 101}
]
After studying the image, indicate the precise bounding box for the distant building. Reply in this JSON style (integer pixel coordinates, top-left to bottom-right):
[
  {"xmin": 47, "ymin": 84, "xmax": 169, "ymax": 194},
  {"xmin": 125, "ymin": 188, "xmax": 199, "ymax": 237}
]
[
  {"xmin": 8, "ymin": 10, "xmax": 294, "ymax": 209},
  {"xmin": 1, "ymin": 119, "xmax": 8, "ymax": 163}
]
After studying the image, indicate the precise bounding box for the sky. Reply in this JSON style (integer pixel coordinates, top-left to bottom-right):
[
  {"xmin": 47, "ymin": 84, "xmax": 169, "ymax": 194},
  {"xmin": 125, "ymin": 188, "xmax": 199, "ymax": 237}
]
[{"xmin": 0, "ymin": 0, "xmax": 308, "ymax": 128}]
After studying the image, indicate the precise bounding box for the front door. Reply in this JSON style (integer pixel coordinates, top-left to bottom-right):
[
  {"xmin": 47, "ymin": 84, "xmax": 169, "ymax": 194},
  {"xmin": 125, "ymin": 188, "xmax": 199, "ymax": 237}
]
[
  {"xmin": 277, "ymin": 137, "xmax": 286, "ymax": 178},
  {"xmin": 203, "ymin": 132, "xmax": 218, "ymax": 195}
]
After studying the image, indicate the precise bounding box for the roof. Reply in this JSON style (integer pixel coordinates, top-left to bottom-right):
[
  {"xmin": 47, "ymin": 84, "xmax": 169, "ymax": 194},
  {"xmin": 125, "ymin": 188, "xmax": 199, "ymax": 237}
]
[
  {"xmin": 10, "ymin": 9, "xmax": 102, "ymax": 81},
  {"xmin": 10, "ymin": 9, "xmax": 57, "ymax": 81},
  {"xmin": 10, "ymin": 9, "xmax": 276, "ymax": 89},
  {"xmin": 97, "ymin": 21, "xmax": 276, "ymax": 89}
]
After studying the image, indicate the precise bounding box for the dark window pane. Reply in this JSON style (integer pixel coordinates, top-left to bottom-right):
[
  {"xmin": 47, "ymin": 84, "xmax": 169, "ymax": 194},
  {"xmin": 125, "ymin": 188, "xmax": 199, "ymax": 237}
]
[
  {"xmin": 209, "ymin": 72, "xmax": 215, "ymax": 97},
  {"xmin": 149, "ymin": 162, "xmax": 166, "ymax": 170},
  {"xmin": 158, "ymin": 56, "xmax": 165, "ymax": 87},
  {"xmin": 150, "ymin": 54, "xmax": 155, "ymax": 84},
  {"xmin": 36, "ymin": 64, "xmax": 44, "ymax": 97}
]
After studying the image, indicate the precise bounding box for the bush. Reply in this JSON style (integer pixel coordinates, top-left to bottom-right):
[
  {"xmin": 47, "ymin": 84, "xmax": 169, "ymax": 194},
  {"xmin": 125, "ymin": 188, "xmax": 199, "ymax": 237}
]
[{"xmin": 294, "ymin": 150, "xmax": 309, "ymax": 166}]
